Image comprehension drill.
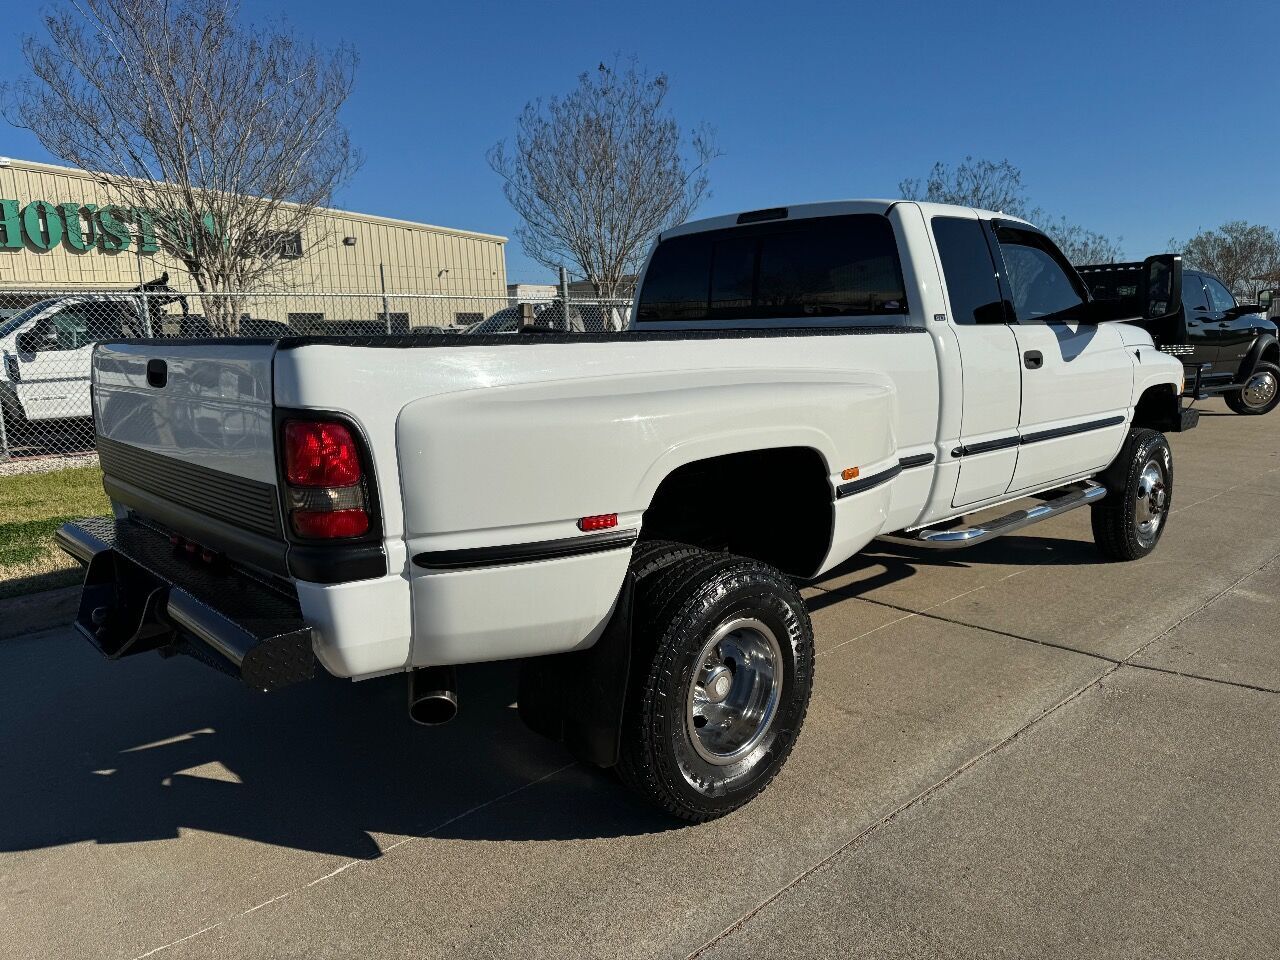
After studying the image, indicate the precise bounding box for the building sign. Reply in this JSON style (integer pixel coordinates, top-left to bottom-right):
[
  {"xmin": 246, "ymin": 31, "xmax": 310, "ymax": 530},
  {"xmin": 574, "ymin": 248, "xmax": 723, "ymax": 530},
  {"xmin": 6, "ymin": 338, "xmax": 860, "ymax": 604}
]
[{"xmin": 0, "ymin": 199, "xmax": 222, "ymax": 254}]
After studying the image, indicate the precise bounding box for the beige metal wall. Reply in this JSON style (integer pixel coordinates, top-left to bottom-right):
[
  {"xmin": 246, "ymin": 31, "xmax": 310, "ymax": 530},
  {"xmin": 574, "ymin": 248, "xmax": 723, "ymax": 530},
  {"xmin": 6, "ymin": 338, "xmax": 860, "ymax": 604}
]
[{"xmin": 0, "ymin": 157, "xmax": 508, "ymax": 328}]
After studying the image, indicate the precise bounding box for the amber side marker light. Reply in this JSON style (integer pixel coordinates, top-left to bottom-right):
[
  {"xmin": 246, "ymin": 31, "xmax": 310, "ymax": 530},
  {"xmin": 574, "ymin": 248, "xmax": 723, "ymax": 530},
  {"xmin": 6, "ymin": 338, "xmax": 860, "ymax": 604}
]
[
  {"xmin": 841, "ymin": 467, "xmax": 861, "ymax": 481},
  {"xmin": 578, "ymin": 514, "xmax": 619, "ymax": 532}
]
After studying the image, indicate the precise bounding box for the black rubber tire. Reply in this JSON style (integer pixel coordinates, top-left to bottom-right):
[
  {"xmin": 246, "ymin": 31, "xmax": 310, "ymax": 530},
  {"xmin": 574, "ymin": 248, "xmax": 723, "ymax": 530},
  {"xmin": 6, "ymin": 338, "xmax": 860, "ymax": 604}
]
[
  {"xmin": 628, "ymin": 539, "xmax": 702, "ymax": 580},
  {"xmin": 0, "ymin": 406, "xmax": 29, "ymax": 446},
  {"xmin": 617, "ymin": 548, "xmax": 815, "ymax": 822},
  {"xmin": 1090, "ymin": 428, "xmax": 1173, "ymax": 562},
  {"xmin": 1224, "ymin": 361, "xmax": 1280, "ymax": 415}
]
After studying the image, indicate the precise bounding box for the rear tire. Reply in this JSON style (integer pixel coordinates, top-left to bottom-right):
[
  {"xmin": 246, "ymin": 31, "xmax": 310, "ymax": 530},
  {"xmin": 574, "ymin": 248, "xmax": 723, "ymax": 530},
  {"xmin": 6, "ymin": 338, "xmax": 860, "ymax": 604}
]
[
  {"xmin": 1224, "ymin": 361, "xmax": 1280, "ymax": 415},
  {"xmin": 1090, "ymin": 428, "xmax": 1172, "ymax": 562},
  {"xmin": 617, "ymin": 548, "xmax": 814, "ymax": 822}
]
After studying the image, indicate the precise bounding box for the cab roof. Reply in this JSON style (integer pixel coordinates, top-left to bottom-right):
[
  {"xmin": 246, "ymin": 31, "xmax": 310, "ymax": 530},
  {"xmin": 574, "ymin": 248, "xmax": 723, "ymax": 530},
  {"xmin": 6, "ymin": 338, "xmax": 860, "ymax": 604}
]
[{"xmin": 661, "ymin": 200, "xmax": 1038, "ymax": 241}]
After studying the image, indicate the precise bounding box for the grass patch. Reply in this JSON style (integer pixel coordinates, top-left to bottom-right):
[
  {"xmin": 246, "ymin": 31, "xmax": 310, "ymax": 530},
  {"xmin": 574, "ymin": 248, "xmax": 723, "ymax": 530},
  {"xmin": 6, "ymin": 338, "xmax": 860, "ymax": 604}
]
[{"xmin": 0, "ymin": 465, "xmax": 109, "ymax": 597}]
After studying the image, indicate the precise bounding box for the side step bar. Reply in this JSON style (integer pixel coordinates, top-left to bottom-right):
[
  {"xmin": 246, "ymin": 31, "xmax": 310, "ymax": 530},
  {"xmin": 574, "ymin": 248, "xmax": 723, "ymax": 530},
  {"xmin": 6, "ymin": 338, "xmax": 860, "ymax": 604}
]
[{"xmin": 880, "ymin": 481, "xmax": 1107, "ymax": 550}]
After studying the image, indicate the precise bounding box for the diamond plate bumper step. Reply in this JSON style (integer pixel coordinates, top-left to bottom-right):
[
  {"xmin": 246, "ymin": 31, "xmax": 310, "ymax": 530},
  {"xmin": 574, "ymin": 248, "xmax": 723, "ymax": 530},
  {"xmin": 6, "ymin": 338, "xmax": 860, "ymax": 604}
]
[{"xmin": 56, "ymin": 516, "xmax": 315, "ymax": 691}]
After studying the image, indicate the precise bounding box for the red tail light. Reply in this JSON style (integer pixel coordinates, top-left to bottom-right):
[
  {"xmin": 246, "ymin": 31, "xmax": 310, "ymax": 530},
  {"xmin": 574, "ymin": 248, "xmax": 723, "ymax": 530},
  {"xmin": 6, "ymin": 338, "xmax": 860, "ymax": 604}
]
[
  {"xmin": 292, "ymin": 509, "xmax": 370, "ymax": 539},
  {"xmin": 284, "ymin": 420, "xmax": 362, "ymax": 487},
  {"xmin": 281, "ymin": 418, "xmax": 371, "ymax": 539}
]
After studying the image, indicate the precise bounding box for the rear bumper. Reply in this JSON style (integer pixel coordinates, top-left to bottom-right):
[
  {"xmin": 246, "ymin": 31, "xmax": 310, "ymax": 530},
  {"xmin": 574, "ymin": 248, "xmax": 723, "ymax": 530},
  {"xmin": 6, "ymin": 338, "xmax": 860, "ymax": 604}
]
[{"xmin": 56, "ymin": 516, "xmax": 315, "ymax": 691}]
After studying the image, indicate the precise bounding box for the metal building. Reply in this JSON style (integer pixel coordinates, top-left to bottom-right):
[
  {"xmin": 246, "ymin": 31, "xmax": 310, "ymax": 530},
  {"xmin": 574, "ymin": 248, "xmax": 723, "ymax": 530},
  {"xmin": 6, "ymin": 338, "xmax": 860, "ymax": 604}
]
[{"xmin": 0, "ymin": 156, "xmax": 508, "ymax": 330}]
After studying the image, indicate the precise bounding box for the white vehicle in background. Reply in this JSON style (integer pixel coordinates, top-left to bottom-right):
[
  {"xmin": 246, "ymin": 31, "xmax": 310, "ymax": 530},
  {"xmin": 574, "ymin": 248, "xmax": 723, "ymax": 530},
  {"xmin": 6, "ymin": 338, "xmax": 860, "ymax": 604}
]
[
  {"xmin": 0, "ymin": 294, "xmax": 148, "ymax": 434},
  {"xmin": 58, "ymin": 200, "xmax": 1196, "ymax": 821}
]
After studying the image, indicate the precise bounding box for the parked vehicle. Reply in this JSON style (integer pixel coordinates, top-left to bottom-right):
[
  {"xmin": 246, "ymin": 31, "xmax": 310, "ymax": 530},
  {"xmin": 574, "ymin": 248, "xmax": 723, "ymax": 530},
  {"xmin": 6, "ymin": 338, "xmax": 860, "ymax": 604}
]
[
  {"xmin": 465, "ymin": 301, "xmax": 626, "ymax": 335},
  {"xmin": 1079, "ymin": 262, "xmax": 1280, "ymax": 415},
  {"xmin": 0, "ymin": 294, "xmax": 148, "ymax": 431},
  {"xmin": 58, "ymin": 200, "xmax": 1194, "ymax": 821},
  {"xmin": 464, "ymin": 305, "xmax": 530, "ymax": 335}
]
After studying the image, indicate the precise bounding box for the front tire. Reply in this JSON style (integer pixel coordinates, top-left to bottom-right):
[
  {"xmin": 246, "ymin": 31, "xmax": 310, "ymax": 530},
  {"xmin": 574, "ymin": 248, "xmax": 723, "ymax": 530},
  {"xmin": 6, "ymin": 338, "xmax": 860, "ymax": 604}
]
[
  {"xmin": 1224, "ymin": 361, "xmax": 1280, "ymax": 415},
  {"xmin": 1090, "ymin": 428, "xmax": 1172, "ymax": 561},
  {"xmin": 617, "ymin": 549, "xmax": 814, "ymax": 822}
]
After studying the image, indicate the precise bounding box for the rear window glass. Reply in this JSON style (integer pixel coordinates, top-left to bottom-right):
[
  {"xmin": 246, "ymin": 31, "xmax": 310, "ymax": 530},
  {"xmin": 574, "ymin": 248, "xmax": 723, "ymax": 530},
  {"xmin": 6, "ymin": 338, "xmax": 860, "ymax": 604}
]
[{"xmin": 636, "ymin": 214, "xmax": 908, "ymax": 323}]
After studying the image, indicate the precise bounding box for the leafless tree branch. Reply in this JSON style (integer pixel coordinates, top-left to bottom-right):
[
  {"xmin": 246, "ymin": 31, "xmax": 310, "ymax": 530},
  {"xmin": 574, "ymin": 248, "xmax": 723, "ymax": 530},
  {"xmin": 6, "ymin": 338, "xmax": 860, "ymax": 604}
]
[
  {"xmin": 2, "ymin": 0, "xmax": 360, "ymax": 332},
  {"xmin": 488, "ymin": 59, "xmax": 719, "ymax": 298},
  {"xmin": 1170, "ymin": 221, "xmax": 1280, "ymax": 297},
  {"xmin": 900, "ymin": 156, "xmax": 1123, "ymax": 265}
]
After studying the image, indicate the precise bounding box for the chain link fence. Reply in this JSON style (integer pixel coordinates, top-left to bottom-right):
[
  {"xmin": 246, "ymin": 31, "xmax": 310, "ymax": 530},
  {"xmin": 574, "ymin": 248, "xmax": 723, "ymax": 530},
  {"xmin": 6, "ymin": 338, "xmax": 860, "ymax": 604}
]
[{"xmin": 0, "ymin": 287, "xmax": 635, "ymax": 471}]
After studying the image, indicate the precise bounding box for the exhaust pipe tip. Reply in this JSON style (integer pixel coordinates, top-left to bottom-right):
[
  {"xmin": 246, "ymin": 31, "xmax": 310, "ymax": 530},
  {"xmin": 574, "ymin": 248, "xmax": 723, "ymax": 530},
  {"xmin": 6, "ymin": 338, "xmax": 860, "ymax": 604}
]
[
  {"xmin": 408, "ymin": 665, "xmax": 458, "ymax": 725},
  {"xmin": 409, "ymin": 689, "xmax": 458, "ymax": 726}
]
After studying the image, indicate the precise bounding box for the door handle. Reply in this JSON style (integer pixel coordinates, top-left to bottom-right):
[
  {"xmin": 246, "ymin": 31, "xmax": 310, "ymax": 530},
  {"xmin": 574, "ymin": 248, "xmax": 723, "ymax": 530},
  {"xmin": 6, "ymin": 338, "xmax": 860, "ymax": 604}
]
[
  {"xmin": 1023, "ymin": 350, "xmax": 1044, "ymax": 370},
  {"xmin": 1218, "ymin": 322, "xmax": 1230, "ymax": 328}
]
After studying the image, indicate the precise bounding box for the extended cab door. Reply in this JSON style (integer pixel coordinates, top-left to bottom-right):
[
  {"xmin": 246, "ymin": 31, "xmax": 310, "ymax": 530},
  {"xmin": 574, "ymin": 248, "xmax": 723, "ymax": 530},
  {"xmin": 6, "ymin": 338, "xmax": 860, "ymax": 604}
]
[
  {"xmin": 989, "ymin": 223, "xmax": 1132, "ymax": 493},
  {"xmin": 930, "ymin": 212, "xmax": 1021, "ymax": 507}
]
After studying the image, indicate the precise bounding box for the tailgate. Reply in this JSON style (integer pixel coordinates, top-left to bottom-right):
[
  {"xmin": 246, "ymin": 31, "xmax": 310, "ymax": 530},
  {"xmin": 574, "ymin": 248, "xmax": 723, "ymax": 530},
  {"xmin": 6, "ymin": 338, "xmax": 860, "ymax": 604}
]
[{"xmin": 92, "ymin": 341, "xmax": 286, "ymax": 574}]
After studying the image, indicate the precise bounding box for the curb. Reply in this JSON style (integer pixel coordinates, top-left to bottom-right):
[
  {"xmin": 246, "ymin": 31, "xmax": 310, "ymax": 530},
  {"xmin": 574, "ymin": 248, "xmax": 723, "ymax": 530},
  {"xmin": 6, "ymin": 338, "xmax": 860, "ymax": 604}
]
[{"xmin": 0, "ymin": 586, "xmax": 79, "ymax": 640}]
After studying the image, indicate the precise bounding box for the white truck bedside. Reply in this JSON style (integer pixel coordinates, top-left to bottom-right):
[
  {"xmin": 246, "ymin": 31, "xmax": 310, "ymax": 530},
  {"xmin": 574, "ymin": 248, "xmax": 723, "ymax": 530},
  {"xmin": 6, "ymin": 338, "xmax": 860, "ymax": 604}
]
[{"xmin": 58, "ymin": 200, "xmax": 1196, "ymax": 821}]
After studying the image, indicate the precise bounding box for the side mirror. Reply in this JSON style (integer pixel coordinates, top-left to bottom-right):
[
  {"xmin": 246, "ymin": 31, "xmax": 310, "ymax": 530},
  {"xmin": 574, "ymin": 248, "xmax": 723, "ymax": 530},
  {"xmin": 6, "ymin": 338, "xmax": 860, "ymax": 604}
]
[
  {"xmin": 1142, "ymin": 254, "xmax": 1182, "ymax": 321},
  {"xmin": 16, "ymin": 328, "xmax": 51, "ymax": 353},
  {"xmin": 1226, "ymin": 302, "xmax": 1264, "ymax": 319},
  {"xmin": 1261, "ymin": 289, "xmax": 1275, "ymax": 309}
]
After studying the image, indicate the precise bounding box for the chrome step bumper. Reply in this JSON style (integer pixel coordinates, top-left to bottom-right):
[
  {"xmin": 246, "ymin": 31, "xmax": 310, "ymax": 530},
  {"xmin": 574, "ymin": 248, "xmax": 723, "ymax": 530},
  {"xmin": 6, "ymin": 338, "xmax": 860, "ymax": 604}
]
[{"xmin": 879, "ymin": 481, "xmax": 1107, "ymax": 550}]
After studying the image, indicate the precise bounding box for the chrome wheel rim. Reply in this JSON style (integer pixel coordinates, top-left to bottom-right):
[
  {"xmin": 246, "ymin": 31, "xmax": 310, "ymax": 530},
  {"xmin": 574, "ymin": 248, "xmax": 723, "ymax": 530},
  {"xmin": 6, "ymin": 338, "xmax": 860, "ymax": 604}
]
[
  {"xmin": 1134, "ymin": 458, "xmax": 1168, "ymax": 544},
  {"xmin": 1242, "ymin": 371, "xmax": 1277, "ymax": 409},
  {"xmin": 685, "ymin": 617, "xmax": 783, "ymax": 766}
]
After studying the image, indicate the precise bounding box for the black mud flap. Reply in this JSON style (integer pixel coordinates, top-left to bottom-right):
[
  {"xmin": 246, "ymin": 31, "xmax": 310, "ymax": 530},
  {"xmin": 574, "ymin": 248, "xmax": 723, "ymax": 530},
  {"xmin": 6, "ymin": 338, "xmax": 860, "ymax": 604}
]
[
  {"xmin": 517, "ymin": 573, "xmax": 634, "ymax": 768},
  {"xmin": 58, "ymin": 516, "xmax": 316, "ymax": 692}
]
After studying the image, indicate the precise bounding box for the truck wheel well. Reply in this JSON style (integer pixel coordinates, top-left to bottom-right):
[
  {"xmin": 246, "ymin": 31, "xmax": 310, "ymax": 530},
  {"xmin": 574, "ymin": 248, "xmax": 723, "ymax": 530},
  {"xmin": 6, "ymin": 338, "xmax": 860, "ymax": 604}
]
[
  {"xmin": 1262, "ymin": 343, "xmax": 1280, "ymax": 367},
  {"xmin": 641, "ymin": 447, "xmax": 832, "ymax": 578},
  {"xmin": 1131, "ymin": 384, "xmax": 1180, "ymax": 433}
]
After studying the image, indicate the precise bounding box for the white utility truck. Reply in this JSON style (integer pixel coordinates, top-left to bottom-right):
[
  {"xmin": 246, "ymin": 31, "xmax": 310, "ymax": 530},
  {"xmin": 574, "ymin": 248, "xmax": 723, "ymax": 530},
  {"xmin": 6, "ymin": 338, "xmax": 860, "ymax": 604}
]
[{"xmin": 59, "ymin": 201, "xmax": 1196, "ymax": 821}]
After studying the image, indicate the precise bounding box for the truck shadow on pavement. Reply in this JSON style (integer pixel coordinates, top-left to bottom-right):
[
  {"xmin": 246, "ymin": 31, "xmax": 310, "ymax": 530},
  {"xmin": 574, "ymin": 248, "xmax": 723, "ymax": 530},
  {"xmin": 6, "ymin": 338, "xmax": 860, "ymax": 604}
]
[
  {"xmin": 808, "ymin": 532, "xmax": 1104, "ymax": 605},
  {"xmin": 0, "ymin": 533, "xmax": 1100, "ymax": 861},
  {"xmin": 0, "ymin": 640, "xmax": 676, "ymax": 861}
]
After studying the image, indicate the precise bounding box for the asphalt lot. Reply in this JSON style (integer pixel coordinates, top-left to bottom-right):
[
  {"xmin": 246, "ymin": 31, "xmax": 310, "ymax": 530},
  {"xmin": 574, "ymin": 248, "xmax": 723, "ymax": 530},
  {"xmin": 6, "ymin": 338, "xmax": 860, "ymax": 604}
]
[{"xmin": 3, "ymin": 397, "xmax": 1279, "ymax": 960}]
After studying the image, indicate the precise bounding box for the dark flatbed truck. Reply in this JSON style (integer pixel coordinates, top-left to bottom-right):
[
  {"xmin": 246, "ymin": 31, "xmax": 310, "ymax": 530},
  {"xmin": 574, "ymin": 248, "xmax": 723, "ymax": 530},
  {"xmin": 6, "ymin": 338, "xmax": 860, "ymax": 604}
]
[{"xmin": 1079, "ymin": 259, "xmax": 1280, "ymax": 416}]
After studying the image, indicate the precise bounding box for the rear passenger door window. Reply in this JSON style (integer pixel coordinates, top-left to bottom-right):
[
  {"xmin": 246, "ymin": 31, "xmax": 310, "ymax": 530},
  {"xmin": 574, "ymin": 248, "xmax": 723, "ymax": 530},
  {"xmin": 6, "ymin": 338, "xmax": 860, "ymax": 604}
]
[
  {"xmin": 1203, "ymin": 276, "xmax": 1236, "ymax": 312},
  {"xmin": 1182, "ymin": 273, "xmax": 1209, "ymax": 313},
  {"xmin": 931, "ymin": 217, "xmax": 1007, "ymax": 325}
]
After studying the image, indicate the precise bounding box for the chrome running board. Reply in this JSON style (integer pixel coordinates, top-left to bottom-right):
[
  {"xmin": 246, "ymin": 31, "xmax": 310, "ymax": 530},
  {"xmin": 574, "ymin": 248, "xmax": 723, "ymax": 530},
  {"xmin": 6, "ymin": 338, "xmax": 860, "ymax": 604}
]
[{"xmin": 879, "ymin": 481, "xmax": 1107, "ymax": 550}]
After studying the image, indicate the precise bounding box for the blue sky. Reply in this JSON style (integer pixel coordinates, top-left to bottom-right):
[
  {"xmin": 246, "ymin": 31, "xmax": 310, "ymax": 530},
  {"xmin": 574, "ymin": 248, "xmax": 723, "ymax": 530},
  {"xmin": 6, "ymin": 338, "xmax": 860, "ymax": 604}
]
[{"xmin": 2, "ymin": 0, "xmax": 1276, "ymax": 282}]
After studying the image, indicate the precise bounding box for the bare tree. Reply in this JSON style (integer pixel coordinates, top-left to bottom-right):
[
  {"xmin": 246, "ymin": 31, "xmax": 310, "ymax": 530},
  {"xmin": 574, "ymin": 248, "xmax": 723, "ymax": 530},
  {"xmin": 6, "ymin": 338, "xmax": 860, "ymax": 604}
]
[
  {"xmin": 899, "ymin": 157, "xmax": 1029, "ymax": 215},
  {"xmin": 1170, "ymin": 221, "xmax": 1280, "ymax": 298},
  {"xmin": 900, "ymin": 156, "xmax": 1123, "ymax": 264},
  {"xmin": 489, "ymin": 60, "xmax": 718, "ymax": 300},
  {"xmin": 1034, "ymin": 213, "xmax": 1124, "ymax": 265},
  {"xmin": 3, "ymin": 0, "xmax": 359, "ymax": 332}
]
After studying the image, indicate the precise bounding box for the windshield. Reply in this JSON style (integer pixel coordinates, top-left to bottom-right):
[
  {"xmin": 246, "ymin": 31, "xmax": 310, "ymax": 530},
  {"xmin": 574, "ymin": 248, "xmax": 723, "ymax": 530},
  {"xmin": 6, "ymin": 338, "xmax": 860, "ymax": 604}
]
[{"xmin": 0, "ymin": 299, "xmax": 61, "ymax": 339}]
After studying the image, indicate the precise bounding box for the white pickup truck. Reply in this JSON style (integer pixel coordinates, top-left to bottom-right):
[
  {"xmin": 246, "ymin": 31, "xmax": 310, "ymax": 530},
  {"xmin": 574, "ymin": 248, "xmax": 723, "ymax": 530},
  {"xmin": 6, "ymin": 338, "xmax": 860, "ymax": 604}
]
[
  {"xmin": 0, "ymin": 294, "xmax": 149, "ymax": 431},
  {"xmin": 58, "ymin": 201, "xmax": 1196, "ymax": 821}
]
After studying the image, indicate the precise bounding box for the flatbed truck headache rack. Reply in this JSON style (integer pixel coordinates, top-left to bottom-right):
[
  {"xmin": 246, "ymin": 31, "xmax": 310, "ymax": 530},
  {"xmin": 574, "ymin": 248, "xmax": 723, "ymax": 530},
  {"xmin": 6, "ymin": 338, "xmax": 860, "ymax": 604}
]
[{"xmin": 59, "ymin": 199, "xmax": 1194, "ymax": 821}]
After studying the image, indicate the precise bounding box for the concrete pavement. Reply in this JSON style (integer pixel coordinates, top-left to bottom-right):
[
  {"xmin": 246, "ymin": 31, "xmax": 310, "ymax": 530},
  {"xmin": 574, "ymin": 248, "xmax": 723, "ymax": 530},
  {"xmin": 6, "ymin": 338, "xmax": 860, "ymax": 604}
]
[{"xmin": 2, "ymin": 398, "xmax": 1278, "ymax": 959}]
